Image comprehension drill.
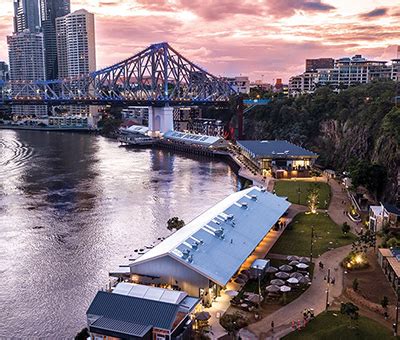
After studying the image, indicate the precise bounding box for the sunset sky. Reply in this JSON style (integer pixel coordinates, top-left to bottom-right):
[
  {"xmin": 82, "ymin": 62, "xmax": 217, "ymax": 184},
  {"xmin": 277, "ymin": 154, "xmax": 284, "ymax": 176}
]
[{"xmin": 0, "ymin": 0, "xmax": 399, "ymax": 81}]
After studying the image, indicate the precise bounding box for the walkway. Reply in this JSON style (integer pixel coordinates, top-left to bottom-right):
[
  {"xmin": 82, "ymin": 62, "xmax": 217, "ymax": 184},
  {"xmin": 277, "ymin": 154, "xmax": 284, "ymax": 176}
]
[
  {"xmin": 243, "ymin": 244, "xmax": 352, "ymax": 339},
  {"xmin": 327, "ymin": 178, "xmax": 360, "ymax": 234},
  {"xmin": 204, "ymin": 203, "xmax": 306, "ymax": 339}
]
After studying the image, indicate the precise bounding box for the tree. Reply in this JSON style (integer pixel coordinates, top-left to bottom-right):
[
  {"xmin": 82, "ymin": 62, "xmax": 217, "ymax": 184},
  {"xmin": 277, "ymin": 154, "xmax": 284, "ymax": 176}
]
[
  {"xmin": 340, "ymin": 302, "xmax": 359, "ymax": 329},
  {"xmin": 381, "ymin": 296, "xmax": 389, "ymax": 310},
  {"xmin": 167, "ymin": 217, "xmax": 185, "ymax": 231},
  {"xmin": 342, "ymin": 222, "xmax": 351, "ymax": 235},
  {"xmin": 75, "ymin": 328, "xmax": 89, "ymax": 340},
  {"xmin": 352, "ymin": 229, "xmax": 376, "ymax": 253},
  {"xmin": 307, "ymin": 186, "xmax": 319, "ymax": 214},
  {"xmin": 220, "ymin": 312, "xmax": 249, "ymax": 335},
  {"xmin": 352, "ymin": 278, "xmax": 359, "ymax": 292}
]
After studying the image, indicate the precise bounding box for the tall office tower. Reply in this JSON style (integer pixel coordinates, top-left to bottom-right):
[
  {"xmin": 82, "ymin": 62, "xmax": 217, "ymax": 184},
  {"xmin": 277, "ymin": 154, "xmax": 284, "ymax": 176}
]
[
  {"xmin": 40, "ymin": 0, "xmax": 70, "ymax": 80},
  {"xmin": 13, "ymin": 0, "xmax": 41, "ymax": 33},
  {"xmin": 0, "ymin": 62, "xmax": 9, "ymax": 81},
  {"xmin": 7, "ymin": 32, "xmax": 47, "ymax": 117},
  {"xmin": 56, "ymin": 9, "xmax": 96, "ymax": 115}
]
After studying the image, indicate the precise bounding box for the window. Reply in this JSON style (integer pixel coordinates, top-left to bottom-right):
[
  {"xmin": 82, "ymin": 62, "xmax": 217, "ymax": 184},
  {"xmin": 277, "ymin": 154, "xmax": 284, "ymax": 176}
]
[{"xmin": 156, "ymin": 335, "xmax": 166, "ymax": 340}]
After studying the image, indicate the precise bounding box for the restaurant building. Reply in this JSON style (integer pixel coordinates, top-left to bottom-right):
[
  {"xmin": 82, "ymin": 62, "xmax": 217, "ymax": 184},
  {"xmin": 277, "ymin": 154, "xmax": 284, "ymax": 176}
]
[
  {"xmin": 369, "ymin": 203, "xmax": 400, "ymax": 232},
  {"xmin": 236, "ymin": 140, "xmax": 318, "ymax": 178},
  {"xmin": 87, "ymin": 283, "xmax": 199, "ymax": 340},
  {"xmin": 128, "ymin": 186, "xmax": 290, "ymax": 306},
  {"xmin": 378, "ymin": 248, "xmax": 400, "ymax": 291}
]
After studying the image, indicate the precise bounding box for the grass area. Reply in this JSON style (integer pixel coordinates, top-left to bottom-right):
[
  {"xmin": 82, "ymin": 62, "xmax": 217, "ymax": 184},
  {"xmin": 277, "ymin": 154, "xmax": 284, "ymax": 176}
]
[
  {"xmin": 274, "ymin": 180, "xmax": 331, "ymax": 209},
  {"xmin": 283, "ymin": 311, "xmax": 396, "ymax": 340},
  {"xmin": 270, "ymin": 212, "xmax": 356, "ymax": 257}
]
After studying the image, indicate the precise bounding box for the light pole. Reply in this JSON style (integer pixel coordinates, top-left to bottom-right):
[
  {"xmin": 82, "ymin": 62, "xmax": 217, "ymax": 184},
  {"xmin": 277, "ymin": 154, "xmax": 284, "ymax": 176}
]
[
  {"xmin": 310, "ymin": 225, "xmax": 314, "ymax": 265},
  {"xmin": 395, "ymin": 278, "xmax": 399, "ymax": 336}
]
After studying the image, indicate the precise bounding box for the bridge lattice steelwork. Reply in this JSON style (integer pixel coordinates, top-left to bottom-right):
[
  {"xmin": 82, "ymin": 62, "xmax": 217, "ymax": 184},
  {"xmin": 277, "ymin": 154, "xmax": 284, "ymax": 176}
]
[{"xmin": 0, "ymin": 42, "xmax": 235, "ymax": 107}]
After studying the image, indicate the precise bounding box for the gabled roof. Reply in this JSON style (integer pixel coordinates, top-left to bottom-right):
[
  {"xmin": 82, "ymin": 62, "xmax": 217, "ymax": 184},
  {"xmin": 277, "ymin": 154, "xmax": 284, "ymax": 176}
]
[
  {"xmin": 90, "ymin": 317, "xmax": 152, "ymax": 338},
  {"xmin": 130, "ymin": 187, "xmax": 290, "ymax": 286},
  {"xmin": 163, "ymin": 130, "xmax": 224, "ymax": 147},
  {"xmin": 87, "ymin": 291, "xmax": 180, "ymax": 331},
  {"xmin": 237, "ymin": 140, "xmax": 317, "ymax": 158}
]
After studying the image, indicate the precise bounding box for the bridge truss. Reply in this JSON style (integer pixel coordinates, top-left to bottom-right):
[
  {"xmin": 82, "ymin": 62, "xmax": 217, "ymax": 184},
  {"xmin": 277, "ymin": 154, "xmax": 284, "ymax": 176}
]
[{"xmin": 0, "ymin": 42, "xmax": 235, "ymax": 107}]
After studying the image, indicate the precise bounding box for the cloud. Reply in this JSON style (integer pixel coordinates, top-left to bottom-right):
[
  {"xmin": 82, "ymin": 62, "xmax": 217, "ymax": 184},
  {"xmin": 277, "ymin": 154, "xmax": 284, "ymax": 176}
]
[
  {"xmin": 266, "ymin": 0, "xmax": 336, "ymax": 17},
  {"xmin": 360, "ymin": 7, "xmax": 388, "ymax": 18}
]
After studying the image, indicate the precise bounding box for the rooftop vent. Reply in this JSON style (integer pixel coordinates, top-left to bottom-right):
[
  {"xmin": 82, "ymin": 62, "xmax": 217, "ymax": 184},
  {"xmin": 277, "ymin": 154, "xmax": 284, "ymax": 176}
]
[
  {"xmin": 241, "ymin": 202, "xmax": 248, "ymax": 208},
  {"xmin": 182, "ymin": 249, "xmax": 190, "ymax": 259},
  {"xmin": 214, "ymin": 228, "xmax": 225, "ymax": 238},
  {"xmin": 250, "ymin": 194, "xmax": 257, "ymax": 200},
  {"xmin": 188, "ymin": 255, "xmax": 193, "ymax": 263},
  {"xmin": 227, "ymin": 214, "xmax": 234, "ymax": 220},
  {"xmin": 200, "ymin": 239, "xmax": 204, "ymax": 244},
  {"xmin": 192, "ymin": 241, "xmax": 199, "ymax": 250},
  {"xmin": 260, "ymin": 187, "xmax": 266, "ymax": 192}
]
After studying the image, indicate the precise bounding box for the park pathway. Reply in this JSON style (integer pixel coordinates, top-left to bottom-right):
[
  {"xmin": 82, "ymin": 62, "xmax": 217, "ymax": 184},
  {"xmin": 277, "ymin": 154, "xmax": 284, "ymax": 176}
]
[{"xmin": 242, "ymin": 244, "xmax": 351, "ymax": 339}]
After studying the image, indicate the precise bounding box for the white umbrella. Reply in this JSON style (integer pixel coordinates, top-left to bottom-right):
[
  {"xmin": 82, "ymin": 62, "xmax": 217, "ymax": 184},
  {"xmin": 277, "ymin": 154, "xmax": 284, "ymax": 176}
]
[
  {"xmin": 279, "ymin": 265, "xmax": 293, "ymax": 272},
  {"xmin": 290, "ymin": 272, "xmax": 304, "ymax": 279},
  {"xmin": 265, "ymin": 266, "xmax": 278, "ymax": 273},
  {"xmin": 270, "ymin": 279, "xmax": 285, "ymax": 286},
  {"xmin": 287, "ymin": 277, "xmax": 299, "ymax": 284},
  {"xmin": 280, "ymin": 285, "xmax": 291, "ymax": 292},
  {"xmin": 287, "ymin": 255, "xmax": 299, "ymax": 261},
  {"xmin": 299, "ymin": 276, "xmax": 311, "ymax": 284},
  {"xmin": 266, "ymin": 285, "xmax": 281, "ymax": 293},
  {"xmin": 289, "ymin": 260, "xmax": 300, "ymax": 266},
  {"xmin": 300, "ymin": 257, "xmax": 310, "ymax": 263},
  {"xmin": 297, "ymin": 263, "xmax": 309, "ymax": 269},
  {"xmin": 275, "ymin": 272, "xmax": 290, "ymax": 279},
  {"xmin": 225, "ymin": 290, "xmax": 239, "ymax": 297}
]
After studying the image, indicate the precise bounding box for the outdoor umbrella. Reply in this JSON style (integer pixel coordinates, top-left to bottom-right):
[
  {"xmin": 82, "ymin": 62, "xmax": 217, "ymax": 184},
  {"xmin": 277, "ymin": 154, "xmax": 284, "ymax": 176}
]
[
  {"xmin": 235, "ymin": 277, "xmax": 246, "ymax": 284},
  {"xmin": 275, "ymin": 272, "xmax": 290, "ymax": 279},
  {"xmin": 297, "ymin": 263, "xmax": 309, "ymax": 269},
  {"xmin": 280, "ymin": 285, "xmax": 291, "ymax": 292},
  {"xmin": 279, "ymin": 265, "xmax": 293, "ymax": 272},
  {"xmin": 286, "ymin": 255, "xmax": 299, "ymax": 261},
  {"xmin": 270, "ymin": 279, "xmax": 285, "ymax": 286},
  {"xmin": 195, "ymin": 311, "xmax": 211, "ymax": 321},
  {"xmin": 241, "ymin": 269, "xmax": 250, "ymax": 276},
  {"xmin": 266, "ymin": 285, "xmax": 281, "ymax": 293},
  {"xmin": 238, "ymin": 273, "xmax": 248, "ymax": 280},
  {"xmin": 290, "ymin": 272, "xmax": 304, "ymax": 279},
  {"xmin": 225, "ymin": 290, "xmax": 239, "ymax": 297},
  {"xmin": 248, "ymin": 294, "xmax": 263, "ymax": 303},
  {"xmin": 299, "ymin": 276, "xmax": 311, "ymax": 284},
  {"xmin": 265, "ymin": 266, "xmax": 278, "ymax": 273},
  {"xmin": 287, "ymin": 277, "xmax": 299, "ymax": 284},
  {"xmin": 299, "ymin": 257, "xmax": 310, "ymax": 263},
  {"xmin": 289, "ymin": 260, "xmax": 300, "ymax": 266}
]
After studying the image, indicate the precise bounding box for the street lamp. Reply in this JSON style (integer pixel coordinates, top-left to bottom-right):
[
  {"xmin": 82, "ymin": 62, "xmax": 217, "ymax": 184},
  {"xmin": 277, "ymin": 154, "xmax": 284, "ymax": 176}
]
[
  {"xmin": 395, "ymin": 277, "xmax": 399, "ymax": 336},
  {"xmin": 310, "ymin": 225, "xmax": 314, "ymax": 265},
  {"xmin": 325, "ymin": 268, "xmax": 331, "ymax": 310}
]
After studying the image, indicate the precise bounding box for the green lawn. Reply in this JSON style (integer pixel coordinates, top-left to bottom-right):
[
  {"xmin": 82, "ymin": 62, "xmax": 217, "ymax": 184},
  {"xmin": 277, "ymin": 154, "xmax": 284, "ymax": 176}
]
[
  {"xmin": 270, "ymin": 213, "xmax": 356, "ymax": 257},
  {"xmin": 274, "ymin": 180, "xmax": 331, "ymax": 209},
  {"xmin": 284, "ymin": 311, "xmax": 396, "ymax": 340}
]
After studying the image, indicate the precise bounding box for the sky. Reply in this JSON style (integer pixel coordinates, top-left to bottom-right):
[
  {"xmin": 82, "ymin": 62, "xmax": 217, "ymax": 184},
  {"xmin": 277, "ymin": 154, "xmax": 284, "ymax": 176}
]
[{"xmin": 0, "ymin": 0, "xmax": 399, "ymax": 82}]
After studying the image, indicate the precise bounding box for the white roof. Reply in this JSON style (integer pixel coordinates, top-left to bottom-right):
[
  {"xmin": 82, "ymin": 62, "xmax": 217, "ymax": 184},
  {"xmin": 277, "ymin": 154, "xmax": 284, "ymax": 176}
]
[
  {"xmin": 113, "ymin": 282, "xmax": 188, "ymax": 304},
  {"xmin": 370, "ymin": 205, "xmax": 388, "ymax": 217},
  {"xmin": 121, "ymin": 125, "xmax": 149, "ymax": 135},
  {"xmin": 130, "ymin": 187, "xmax": 290, "ymax": 286},
  {"xmin": 163, "ymin": 130, "xmax": 224, "ymax": 147},
  {"xmin": 251, "ymin": 259, "xmax": 270, "ymax": 270}
]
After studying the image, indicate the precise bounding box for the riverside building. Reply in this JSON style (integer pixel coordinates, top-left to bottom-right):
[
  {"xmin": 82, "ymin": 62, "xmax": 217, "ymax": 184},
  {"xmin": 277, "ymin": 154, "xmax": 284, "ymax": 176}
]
[
  {"xmin": 127, "ymin": 187, "xmax": 290, "ymax": 306},
  {"xmin": 289, "ymin": 55, "xmax": 400, "ymax": 96}
]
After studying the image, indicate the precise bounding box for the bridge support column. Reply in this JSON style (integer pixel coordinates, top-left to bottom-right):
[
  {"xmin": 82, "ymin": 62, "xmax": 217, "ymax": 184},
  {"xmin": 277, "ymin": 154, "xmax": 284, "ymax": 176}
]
[{"xmin": 148, "ymin": 106, "xmax": 174, "ymax": 137}]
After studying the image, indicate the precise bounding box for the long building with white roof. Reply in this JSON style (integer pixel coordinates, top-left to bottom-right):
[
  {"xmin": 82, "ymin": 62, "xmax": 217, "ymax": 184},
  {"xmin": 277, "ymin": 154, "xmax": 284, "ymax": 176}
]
[{"xmin": 129, "ymin": 186, "xmax": 290, "ymax": 304}]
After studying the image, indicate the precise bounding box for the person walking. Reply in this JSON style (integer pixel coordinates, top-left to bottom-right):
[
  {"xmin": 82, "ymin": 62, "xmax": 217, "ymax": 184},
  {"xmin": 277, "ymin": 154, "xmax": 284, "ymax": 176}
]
[{"xmin": 271, "ymin": 320, "xmax": 274, "ymax": 333}]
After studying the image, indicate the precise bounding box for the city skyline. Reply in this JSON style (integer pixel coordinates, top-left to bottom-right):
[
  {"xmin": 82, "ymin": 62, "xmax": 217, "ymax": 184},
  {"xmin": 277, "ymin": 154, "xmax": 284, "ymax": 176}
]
[{"xmin": 0, "ymin": 0, "xmax": 400, "ymax": 81}]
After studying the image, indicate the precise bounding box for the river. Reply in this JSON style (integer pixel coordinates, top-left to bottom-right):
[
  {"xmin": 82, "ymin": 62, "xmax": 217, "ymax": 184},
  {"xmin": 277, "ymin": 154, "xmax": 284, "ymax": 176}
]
[{"xmin": 0, "ymin": 129, "xmax": 238, "ymax": 338}]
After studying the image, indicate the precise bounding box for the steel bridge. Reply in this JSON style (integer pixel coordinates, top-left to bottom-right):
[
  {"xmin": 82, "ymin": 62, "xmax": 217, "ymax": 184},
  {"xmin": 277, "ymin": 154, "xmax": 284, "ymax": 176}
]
[{"xmin": 0, "ymin": 42, "xmax": 235, "ymax": 107}]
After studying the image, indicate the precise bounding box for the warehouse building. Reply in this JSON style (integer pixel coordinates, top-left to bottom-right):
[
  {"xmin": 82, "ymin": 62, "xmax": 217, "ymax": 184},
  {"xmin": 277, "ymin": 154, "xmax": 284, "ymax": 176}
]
[{"xmin": 129, "ymin": 186, "xmax": 290, "ymax": 306}]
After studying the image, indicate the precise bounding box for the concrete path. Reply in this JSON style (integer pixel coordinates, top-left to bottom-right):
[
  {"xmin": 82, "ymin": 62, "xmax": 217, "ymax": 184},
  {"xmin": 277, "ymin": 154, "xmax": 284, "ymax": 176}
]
[
  {"xmin": 327, "ymin": 179, "xmax": 360, "ymax": 234},
  {"xmin": 243, "ymin": 244, "xmax": 351, "ymax": 339}
]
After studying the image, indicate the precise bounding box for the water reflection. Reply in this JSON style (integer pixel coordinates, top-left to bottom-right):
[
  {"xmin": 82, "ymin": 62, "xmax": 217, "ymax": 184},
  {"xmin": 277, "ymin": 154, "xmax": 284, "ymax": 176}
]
[{"xmin": 0, "ymin": 130, "xmax": 237, "ymax": 338}]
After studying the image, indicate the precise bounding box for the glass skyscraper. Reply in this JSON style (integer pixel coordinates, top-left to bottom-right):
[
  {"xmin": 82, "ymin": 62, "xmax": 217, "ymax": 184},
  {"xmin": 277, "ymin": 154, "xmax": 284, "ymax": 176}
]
[{"xmin": 40, "ymin": 0, "xmax": 71, "ymax": 80}]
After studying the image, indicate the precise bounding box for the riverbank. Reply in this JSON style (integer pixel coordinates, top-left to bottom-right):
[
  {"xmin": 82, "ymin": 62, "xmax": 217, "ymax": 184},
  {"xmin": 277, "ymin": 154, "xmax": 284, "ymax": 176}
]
[{"xmin": 0, "ymin": 124, "xmax": 99, "ymax": 133}]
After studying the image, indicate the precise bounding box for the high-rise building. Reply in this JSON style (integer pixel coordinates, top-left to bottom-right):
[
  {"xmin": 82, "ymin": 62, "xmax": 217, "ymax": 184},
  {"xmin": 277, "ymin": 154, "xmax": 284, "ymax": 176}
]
[
  {"xmin": 0, "ymin": 62, "xmax": 9, "ymax": 81},
  {"xmin": 40, "ymin": 0, "xmax": 70, "ymax": 80},
  {"xmin": 305, "ymin": 58, "xmax": 334, "ymax": 72},
  {"xmin": 7, "ymin": 32, "xmax": 47, "ymax": 116},
  {"xmin": 13, "ymin": 0, "xmax": 40, "ymax": 33},
  {"xmin": 56, "ymin": 9, "xmax": 96, "ymax": 115}
]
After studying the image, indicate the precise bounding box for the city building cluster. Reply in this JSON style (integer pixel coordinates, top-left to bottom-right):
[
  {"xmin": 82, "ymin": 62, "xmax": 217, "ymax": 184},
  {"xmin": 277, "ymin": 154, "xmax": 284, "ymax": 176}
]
[
  {"xmin": 5, "ymin": 0, "xmax": 96, "ymax": 119},
  {"xmin": 289, "ymin": 55, "xmax": 400, "ymax": 96}
]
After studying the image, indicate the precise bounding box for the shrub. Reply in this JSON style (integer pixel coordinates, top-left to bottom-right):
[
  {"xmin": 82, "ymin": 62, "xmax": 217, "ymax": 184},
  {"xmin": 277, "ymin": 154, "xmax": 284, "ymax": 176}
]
[{"xmin": 352, "ymin": 278, "xmax": 359, "ymax": 292}]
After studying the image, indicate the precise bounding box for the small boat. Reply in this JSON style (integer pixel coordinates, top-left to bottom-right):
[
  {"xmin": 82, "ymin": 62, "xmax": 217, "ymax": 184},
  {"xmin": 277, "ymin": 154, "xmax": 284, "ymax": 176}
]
[{"xmin": 146, "ymin": 245, "xmax": 154, "ymax": 249}]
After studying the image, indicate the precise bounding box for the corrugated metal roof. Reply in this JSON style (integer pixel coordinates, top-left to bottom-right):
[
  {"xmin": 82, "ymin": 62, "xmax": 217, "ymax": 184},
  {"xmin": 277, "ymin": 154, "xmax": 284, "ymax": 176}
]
[
  {"xmin": 237, "ymin": 140, "xmax": 317, "ymax": 158},
  {"xmin": 113, "ymin": 282, "xmax": 188, "ymax": 304},
  {"xmin": 90, "ymin": 317, "xmax": 152, "ymax": 337},
  {"xmin": 130, "ymin": 187, "xmax": 290, "ymax": 286},
  {"xmin": 87, "ymin": 291, "xmax": 179, "ymax": 330},
  {"xmin": 163, "ymin": 130, "xmax": 223, "ymax": 147}
]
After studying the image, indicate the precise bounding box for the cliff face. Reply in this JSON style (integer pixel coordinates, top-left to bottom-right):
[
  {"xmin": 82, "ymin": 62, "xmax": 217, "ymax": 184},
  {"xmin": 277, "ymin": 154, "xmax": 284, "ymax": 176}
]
[{"xmin": 243, "ymin": 82, "xmax": 399, "ymax": 203}]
